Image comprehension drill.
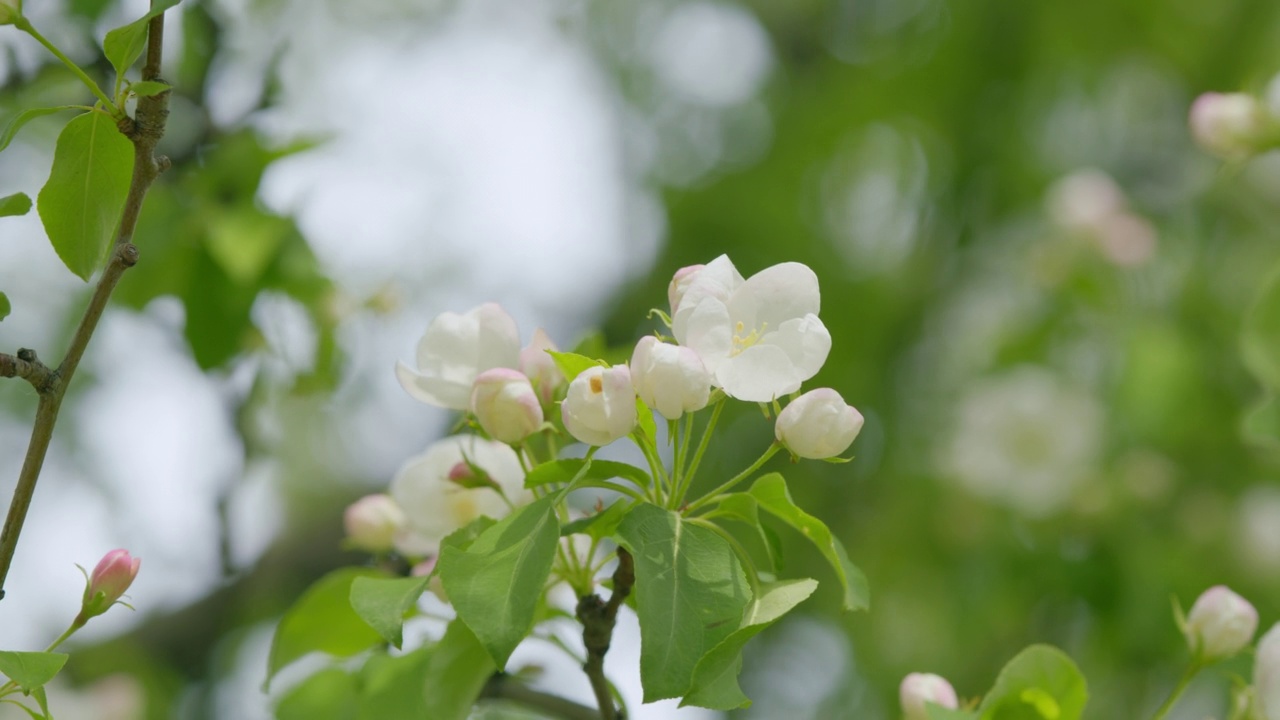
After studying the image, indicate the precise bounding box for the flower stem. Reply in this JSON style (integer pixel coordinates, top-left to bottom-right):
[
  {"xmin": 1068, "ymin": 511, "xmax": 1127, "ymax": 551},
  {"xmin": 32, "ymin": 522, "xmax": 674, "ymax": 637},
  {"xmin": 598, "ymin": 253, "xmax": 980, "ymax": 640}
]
[
  {"xmin": 14, "ymin": 18, "xmax": 120, "ymax": 117},
  {"xmin": 673, "ymin": 398, "xmax": 725, "ymax": 508},
  {"xmin": 1151, "ymin": 662, "xmax": 1202, "ymax": 720},
  {"xmin": 684, "ymin": 442, "xmax": 782, "ymax": 514}
]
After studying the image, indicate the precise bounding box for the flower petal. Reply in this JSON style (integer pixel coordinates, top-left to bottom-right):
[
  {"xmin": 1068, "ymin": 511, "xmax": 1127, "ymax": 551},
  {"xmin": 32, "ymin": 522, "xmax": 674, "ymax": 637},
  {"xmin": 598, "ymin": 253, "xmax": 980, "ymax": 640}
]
[
  {"xmin": 396, "ymin": 361, "xmax": 471, "ymax": 409},
  {"xmin": 716, "ymin": 343, "xmax": 802, "ymax": 402},
  {"xmin": 676, "ymin": 297, "xmax": 734, "ymax": 372},
  {"xmin": 472, "ymin": 302, "xmax": 522, "ymax": 371},
  {"xmin": 735, "ymin": 262, "xmax": 821, "ymax": 331},
  {"xmin": 759, "ymin": 314, "xmax": 831, "ymax": 383}
]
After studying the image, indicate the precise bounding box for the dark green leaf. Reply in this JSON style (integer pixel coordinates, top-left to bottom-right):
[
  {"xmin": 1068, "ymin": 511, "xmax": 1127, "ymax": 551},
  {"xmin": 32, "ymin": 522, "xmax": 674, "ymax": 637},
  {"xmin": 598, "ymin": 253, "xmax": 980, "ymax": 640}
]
[
  {"xmin": 350, "ymin": 576, "xmax": 428, "ymax": 649},
  {"xmin": 0, "ymin": 651, "xmax": 68, "ymax": 692},
  {"xmin": 561, "ymin": 498, "xmax": 634, "ymax": 541},
  {"xmin": 275, "ymin": 668, "xmax": 358, "ymax": 720},
  {"xmin": 438, "ymin": 496, "xmax": 560, "ymax": 667},
  {"xmin": 682, "ymin": 578, "xmax": 817, "ymax": 709},
  {"xmin": 358, "ymin": 646, "xmax": 433, "ymax": 720},
  {"xmin": 0, "ymin": 107, "xmax": 78, "ymax": 154},
  {"xmin": 546, "ymin": 350, "xmax": 604, "ymax": 383},
  {"xmin": 37, "ymin": 112, "xmax": 134, "ymax": 281},
  {"xmin": 705, "ymin": 493, "xmax": 781, "ymax": 573},
  {"xmin": 976, "ymin": 645, "xmax": 1087, "ymax": 720},
  {"xmin": 0, "ymin": 193, "xmax": 31, "ymax": 217},
  {"xmin": 102, "ymin": 0, "xmax": 182, "ymax": 79},
  {"xmin": 524, "ymin": 458, "xmax": 650, "ymax": 491},
  {"xmin": 614, "ymin": 503, "xmax": 752, "ymax": 702},
  {"xmin": 748, "ymin": 473, "xmax": 870, "ymax": 611},
  {"xmin": 128, "ymin": 80, "xmax": 171, "ymax": 97},
  {"xmin": 266, "ymin": 568, "xmax": 387, "ymax": 686},
  {"xmin": 421, "ymin": 620, "xmax": 496, "ymax": 720}
]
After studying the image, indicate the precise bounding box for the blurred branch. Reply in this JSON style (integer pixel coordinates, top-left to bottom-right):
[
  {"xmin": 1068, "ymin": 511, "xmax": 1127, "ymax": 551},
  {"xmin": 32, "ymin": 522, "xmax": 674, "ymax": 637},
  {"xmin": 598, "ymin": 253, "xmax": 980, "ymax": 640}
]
[
  {"xmin": 0, "ymin": 3, "xmax": 172, "ymax": 600},
  {"xmin": 479, "ymin": 674, "xmax": 600, "ymax": 720},
  {"xmin": 0, "ymin": 350, "xmax": 54, "ymax": 392},
  {"xmin": 575, "ymin": 548, "xmax": 633, "ymax": 720}
]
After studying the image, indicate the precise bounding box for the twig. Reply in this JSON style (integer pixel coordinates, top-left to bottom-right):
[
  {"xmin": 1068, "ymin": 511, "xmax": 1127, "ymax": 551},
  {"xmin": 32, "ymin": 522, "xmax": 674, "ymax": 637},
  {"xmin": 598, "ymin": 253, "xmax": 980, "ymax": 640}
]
[
  {"xmin": 575, "ymin": 548, "xmax": 634, "ymax": 720},
  {"xmin": 0, "ymin": 350, "xmax": 54, "ymax": 391},
  {"xmin": 0, "ymin": 4, "xmax": 171, "ymax": 600},
  {"xmin": 479, "ymin": 674, "xmax": 601, "ymax": 720}
]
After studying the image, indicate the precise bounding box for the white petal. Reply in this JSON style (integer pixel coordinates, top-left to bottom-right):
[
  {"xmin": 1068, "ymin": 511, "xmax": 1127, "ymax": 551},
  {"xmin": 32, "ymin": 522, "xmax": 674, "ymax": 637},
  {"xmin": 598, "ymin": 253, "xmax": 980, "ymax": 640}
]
[
  {"xmin": 472, "ymin": 303, "xmax": 522, "ymax": 371},
  {"xmin": 416, "ymin": 310, "xmax": 474, "ymax": 376},
  {"xmin": 678, "ymin": 298, "xmax": 734, "ymax": 372},
  {"xmin": 716, "ymin": 344, "xmax": 801, "ymax": 402},
  {"xmin": 396, "ymin": 360, "xmax": 471, "ymax": 409},
  {"xmin": 760, "ymin": 314, "xmax": 831, "ymax": 382},
  {"xmin": 737, "ymin": 262, "xmax": 821, "ymax": 330}
]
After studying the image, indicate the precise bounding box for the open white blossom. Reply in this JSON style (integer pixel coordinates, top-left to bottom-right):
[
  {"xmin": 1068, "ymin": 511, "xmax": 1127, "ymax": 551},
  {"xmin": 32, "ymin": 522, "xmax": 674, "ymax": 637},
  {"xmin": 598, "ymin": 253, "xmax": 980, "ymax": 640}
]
[
  {"xmin": 396, "ymin": 303, "xmax": 521, "ymax": 410},
  {"xmin": 390, "ymin": 435, "xmax": 529, "ymax": 556},
  {"xmin": 672, "ymin": 255, "xmax": 831, "ymax": 402}
]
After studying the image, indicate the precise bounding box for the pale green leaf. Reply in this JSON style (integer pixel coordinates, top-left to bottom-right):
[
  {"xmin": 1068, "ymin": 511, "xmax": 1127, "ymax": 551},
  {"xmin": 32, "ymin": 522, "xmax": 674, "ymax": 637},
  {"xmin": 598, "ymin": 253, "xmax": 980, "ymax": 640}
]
[
  {"xmin": 1243, "ymin": 263, "xmax": 1280, "ymax": 391},
  {"xmin": 1243, "ymin": 393, "xmax": 1280, "ymax": 450},
  {"xmin": 615, "ymin": 502, "xmax": 752, "ymax": 702},
  {"xmin": 0, "ymin": 651, "xmax": 68, "ymax": 692},
  {"xmin": 36, "ymin": 112, "xmax": 134, "ymax": 281},
  {"xmin": 546, "ymin": 350, "xmax": 604, "ymax": 383},
  {"xmin": 929, "ymin": 707, "xmax": 980, "ymax": 720},
  {"xmin": 524, "ymin": 458, "xmax": 650, "ymax": 491},
  {"xmin": 561, "ymin": 498, "xmax": 634, "ymax": 541},
  {"xmin": 102, "ymin": 0, "xmax": 182, "ymax": 80},
  {"xmin": 748, "ymin": 473, "xmax": 870, "ymax": 611},
  {"xmin": 350, "ymin": 576, "xmax": 428, "ymax": 649},
  {"xmin": 976, "ymin": 645, "xmax": 1088, "ymax": 720},
  {"xmin": 0, "ymin": 107, "xmax": 79, "ymax": 154},
  {"xmin": 0, "ymin": 699, "xmax": 44, "ymax": 720},
  {"xmin": 438, "ymin": 496, "xmax": 560, "ymax": 667},
  {"xmin": 358, "ymin": 645, "xmax": 433, "ymax": 719},
  {"xmin": 266, "ymin": 568, "xmax": 387, "ymax": 686},
  {"xmin": 128, "ymin": 80, "xmax": 171, "ymax": 97},
  {"xmin": 682, "ymin": 578, "xmax": 818, "ymax": 709},
  {"xmin": 0, "ymin": 193, "xmax": 31, "ymax": 217},
  {"xmin": 275, "ymin": 668, "xmax": 358, "ymax": 720},
  {"xmin": 636, "ymin": 397, "xmax": 658, "ymax": 445},
  {"xmin": 421, "ymin": 620, "xmax": 496, "ymax": 720}
]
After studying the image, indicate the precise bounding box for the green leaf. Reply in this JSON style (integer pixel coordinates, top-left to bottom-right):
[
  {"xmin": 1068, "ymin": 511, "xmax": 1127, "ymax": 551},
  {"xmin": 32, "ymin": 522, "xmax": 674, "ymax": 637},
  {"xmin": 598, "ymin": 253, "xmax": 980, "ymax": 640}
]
[
  {"xmin": 36, "ymin": 112, "xmax": 134, "ymax": 281},
  {"xmin": 0, "ymin": 293, "xmax": 9, "ymax": 322},
  {"xmin": 524, "ymin": 458, "xmax": 650, "ymax": 491},
  {"xmin": 682, "ymin": 578, "xmax": 818, "ymax": 709},
  {"xmin": 976, "ymin": 645, "xmax": 1088, "ymax": 720},
  {"xmin": 546, "ymin": 350, "xmax": 604, "ymax": 382},
  {"xmin": 421, "ymin": 620, "xmax": 497, "ymax": 720},
  {"xmin": 128, "ymin": 80, "xmax": 171, "ymax": 97},
  {"xmin": 748, "ymin": 473, "xmax": 870, "ymax": 611},
  {"xmin": 929, "ymin": 707, "xmax": 981, "ymax": 720},
  {"xmin": 275, "ymin": 668, "xmax": 358, "ymax": 720},
  {"xmin": 636, "ymin": 397, "xmax": 658, "ymax": 445},
  {"xmin": 358, "ymin": 646, "xmax": 433, "ymax": 720},
  {"xmin": 438, "ymin": 496, "xmax": 561, "ymax": 667},
  {"xmin": 439, "ymin": 515, "xmax": 498, "ymax": 555},
  {"xmin": 102, "ymin": 0, "xmax": 182, "ymax": 80},
  {"xmin": 31, "ymin": 686, "xmax": 50, "ymax": 719},
  {"xmin": 0, "ymin": 651, "xmax": 68, "ymax": 692},
  {"xmin": 561, "ymin": 498, "xmax": 634, "ymax": 541},
  {"xmin": 705, "ymin": 493, "xmax": 781, "ymax": 573},
  {"xmin": 614, "ymin": 503, "xmax": 752, "ymax": 702},
  {"xmin": 266, "ymin": 568, "xmax": 387, "ymax": 686},
  {"xmin": 0, "ymin": 193, "xmax": 31, "ymax": 217},
  {"xmin": 350, "ymin": 576, "xmax": 428, "ymax": 649},
  {"xmin": 0, "ymin": 107, "xmax": 79, "ymax": 154},
  {"xmin": 0, "ymin": 699, "xmax": 45, "ymax": 720},
  {"xmin": 1243, "ymin": 263, "xmax": 1280, "ymax": 391}
]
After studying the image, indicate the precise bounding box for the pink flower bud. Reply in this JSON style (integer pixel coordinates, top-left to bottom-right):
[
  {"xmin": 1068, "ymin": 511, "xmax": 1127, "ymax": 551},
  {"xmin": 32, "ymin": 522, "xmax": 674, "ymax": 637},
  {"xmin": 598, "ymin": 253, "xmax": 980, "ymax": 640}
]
[
  {"xmin": 1189, "ymin": 92, "xmax": 1268, "ymax": 159},
  {"xmin": 519, "ymin": 329, "xmax": 564, "ymax": 404},
  {"xmin": 343, "ymin": 494, "xmax": 406, "ymax": 553},
  {"xmin": 561, "ymin": 365, "xmax": 637, "ymax": 447},
  {"xmin": 775, "ymin": 388, "xmax": 864, "ymax": 460},
  {"xmin": 79, "ymin": 549, "xmax": 140, "ymax": 622},
  {"xmin": 470, "ymin": 368, "xmax": 544, "ymax": 443},
  {"xmin": 900, "ymin": 673, "xmax": 959, "ymax": 720},
  {"xmin": 1184, "ymin": 585, "xmax": 1257, "ymax": 662}
]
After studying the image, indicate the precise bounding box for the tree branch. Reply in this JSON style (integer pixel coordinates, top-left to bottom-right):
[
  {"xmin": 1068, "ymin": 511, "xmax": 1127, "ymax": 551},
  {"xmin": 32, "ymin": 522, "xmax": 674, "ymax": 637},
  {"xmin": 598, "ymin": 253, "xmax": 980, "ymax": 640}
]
[
  {"xmin": 0, "ymin": 2, "xmax": 171, "ymax": 600},
  {"xmin": 575, "ymin": 547, "xmax": 634, "ymax": 720},
  {"xmin": 479, "ymin": 674, "xmax": 601, "ymax": 720},
  {"xmin": 0, "ymin": 350, "xmax": 54, "ymax": 392}
]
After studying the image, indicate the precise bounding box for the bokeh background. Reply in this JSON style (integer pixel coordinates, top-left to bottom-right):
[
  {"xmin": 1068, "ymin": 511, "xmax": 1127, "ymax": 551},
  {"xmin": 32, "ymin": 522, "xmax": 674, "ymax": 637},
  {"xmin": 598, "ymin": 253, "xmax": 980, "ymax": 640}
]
[{"xmin": 3, "ymin": 0, "xmax": 1280, "ymax": 717}]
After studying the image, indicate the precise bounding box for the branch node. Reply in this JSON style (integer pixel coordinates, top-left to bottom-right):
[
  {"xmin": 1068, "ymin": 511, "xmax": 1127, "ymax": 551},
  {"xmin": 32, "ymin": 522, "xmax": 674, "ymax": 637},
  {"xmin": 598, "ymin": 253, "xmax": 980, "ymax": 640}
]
[
  {"xmin": 16, "ymin": 348, "xmax": 37, "ymax": 363},
  {"xmin": 156, "ymin": 155, "xmax": 171, "ymax": 174},
  {"xmin": 119, "ymin": 243, "xmax": 140, "ymax": 268}
]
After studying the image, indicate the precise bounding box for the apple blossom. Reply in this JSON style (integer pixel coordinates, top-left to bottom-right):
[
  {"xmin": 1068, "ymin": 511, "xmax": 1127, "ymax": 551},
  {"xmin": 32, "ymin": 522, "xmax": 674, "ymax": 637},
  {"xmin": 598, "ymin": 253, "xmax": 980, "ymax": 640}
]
[
  {"xmin": 1255, "ymin": 622, "xmax": 1280, "ymax": 720},
  {"xmin": 396, "ymin": 303, "xmax": 520, "ymax": 410},
  {"xmin": 470, "ymin": 368, "xmax": 544, "ymax": 443},
  {"xmin": 390, "ymin": 435, "xmax": 530, "ymax": 556},
  {"xmin": 561, "ymin": 365, "xmax": 637, "ymax": 446},
  {"xmin": 79, "ymin": 549, "xmax": 141, "ymax": 622},
  {"xmin": 775, "ymin": 388, "xmax": 864, "ymax": 459},
  {"xmin": 1188, "ymin": 92, "xmax": 1269, "ymax": 159},
  {"xmin": 630, "ymin": 336, "xmax": 711, "ymax": 420},
  {"xmin": 1183, "ymin": 585, "xmax": 1257, "ymax": 662},
  {"xmin": 900, "ymin": 673, "xmax": 959, "ymax": 720},
  {"xmin": 343, "ymin": 494, "xmax": 406, "ymax": 553},
  {"xmin": 519, "ymin": 328, "xmax": 564, "ymax": 404},
  {"xmin": 667, "ymin": 263, "xmax": 706, "ymax": 314},
  {"xmin": 672, "ymin": 255, "xmax": 832, "ymax": 402}
]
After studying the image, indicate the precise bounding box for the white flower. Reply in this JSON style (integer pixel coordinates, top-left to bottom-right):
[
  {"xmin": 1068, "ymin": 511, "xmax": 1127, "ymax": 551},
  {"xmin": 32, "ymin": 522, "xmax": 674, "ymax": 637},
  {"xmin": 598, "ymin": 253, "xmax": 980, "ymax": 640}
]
[
  {"xmin": 470, "ymin": 368, "xmax": 544, "ymax": 443},
  {"xmin": 396, "ymin": 303, "xmax": 520, "ymax": 410},
  {"xmin": 561, "ymin": 365, "xmax": 637, "ymax": 446},
  {"xmin": 343, "ymin": 494, "xmax": 406, "ymax": 553},
  {"xmin": 1184, "ymin": 585, "xmax": 1257, "ymax": 662},
  {"xmin": 775, "ymin": 388, "xmax": 864, "ymax": 459},
  {"xmin": 667, "ymin": 263, "xmax": 706, "ymax": 314},
  {"xmin": 672, "ymin": 255, "xmax": 831, "ymax": 402},
  {"xmin": 1255, "ymin": 622, "xmax": 1280, "ymax": 719},
  {"xmin": 899, "ymin": 673, "xmax": 959, "ymax": 720},
  {"xmin": 390, "ymin": 435, "xmax": 530, "ymax": 556},
  {"xmin": 1189, "ymin": 92, "xmax": 1268, "ymax": 159},
  {"xmin": 630, "ymin": 336, "xmax": 711, "ymax": 420},
  {"xmin": 519, "ymin": 328, "xmax": 563, "ymax": 404}
]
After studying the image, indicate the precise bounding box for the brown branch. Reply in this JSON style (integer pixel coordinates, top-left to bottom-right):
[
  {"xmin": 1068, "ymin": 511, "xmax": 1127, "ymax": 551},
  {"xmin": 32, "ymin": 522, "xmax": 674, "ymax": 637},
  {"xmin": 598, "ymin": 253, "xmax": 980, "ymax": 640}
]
[
  {"xmin": 0, "ymin": 2, "xmax": 171, "ymax": 600},
  {"xmin": 575, "ymin": 548, "xmax": 634, "ymax": 720},
  {"xmin": 0, "ymin": 349, "xmax": 55, "ymax": 392},
  {"xmin": 479, "ymin": 674, "xmax": 601, "ymax": 720}
]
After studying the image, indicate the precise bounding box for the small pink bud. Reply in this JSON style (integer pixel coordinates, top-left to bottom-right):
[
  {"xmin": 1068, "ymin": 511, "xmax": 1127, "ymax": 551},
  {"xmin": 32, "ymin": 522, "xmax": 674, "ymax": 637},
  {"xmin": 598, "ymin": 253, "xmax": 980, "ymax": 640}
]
[
  {"xmin": 470, "ymin": 368, "xmax": 544, "ymax": 443},
  {"xmin": 1189, "ymin": 92, "xmax": 1268, "ymax": 159},
  {"xmin": 519, "ymin": 329, "xmax": 564, "ymax": 405},
  {"xmin": 79, "ymin": 549, "xmax": 140, "ymax": 622},
  {"xmin": 343, "ymin": 494, "xmax": 406, "ymax": 553},
  {"xmin": 446, "ymin": 460, "xmax": 500, "ymax": 491},
  {"xmin": 1184, "ymin": 585, "xmax": 1257, "ymax": 661},
  {"xmin": 900, "ymin": 673, "xmax": 959, "ymax": 720}
]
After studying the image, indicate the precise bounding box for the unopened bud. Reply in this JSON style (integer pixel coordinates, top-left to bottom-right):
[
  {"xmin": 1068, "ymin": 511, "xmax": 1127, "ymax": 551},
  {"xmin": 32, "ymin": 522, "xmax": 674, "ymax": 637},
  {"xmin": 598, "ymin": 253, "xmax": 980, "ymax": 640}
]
[
  {"xmin": 470, "ymin": 368, "xmax": 544, "ymax": 443},
  {"xmin": 1184, "ymin": 585, "xmax": 1257, "ymax": 662},
  {"xmin": 1189, "ymin": 92, "xmax": 1269, "ymax": 159},
  {"xmin": 0, "ymin": 0, "xmax": 21, "ymax": 24},
  {"xmin": 519, "ymin": 329, "xmax": 564, "ymax": 405},
  {"xmin": 900, "ymin": 673, "xmax": 959, "ymax": 720},
  {"xmin": 343, "ymin": 494, "xmax": 406, "ymax": 553},
  {"xmin": 775, "ymin": 388, "xmax": 864, "ymax": 460},
  {"xmin": 78, "ymin": 549, "xmax": 140, "ymax": 623}
]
